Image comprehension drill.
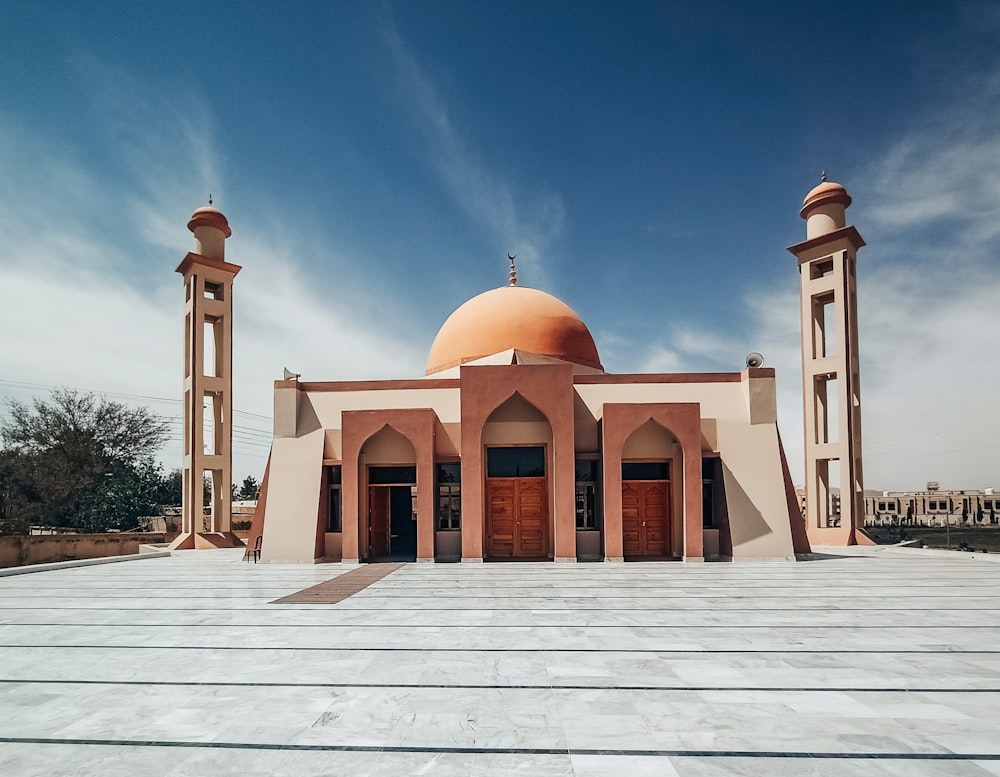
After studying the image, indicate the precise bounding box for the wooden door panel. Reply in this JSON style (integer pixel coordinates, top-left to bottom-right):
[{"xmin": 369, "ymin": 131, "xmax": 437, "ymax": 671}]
[
  {"xmin": 519, "ymin": 522, "xmax": 547, "ymax": 554},
  {"xmin": 622, "ymin": 532, "xmax": 641, "ymax": 556},
  {"xmin": 643, "ymin": 522, "xmax": 668, "ymax": 555},
  {"xmin": 622, "ymin": 482, "xmax": 642, "ymax": 555},
  {"xmin": 487, "ymin": 479, "xmax": 515, "ymax": 557},
  {"xmin": 516, "ymin": 478, "xmax": 547, "ymax": 556},
  {"xmin": 368, "ymin": 486, "xmax": 391, "ymax": 558},
  {"xmin": 644, "ymin": 482, "xmax": 669, "ymax": 556}
]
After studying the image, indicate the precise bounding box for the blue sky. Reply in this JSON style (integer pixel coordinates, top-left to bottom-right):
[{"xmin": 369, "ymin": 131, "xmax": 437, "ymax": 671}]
[{"xmin": 1, "ymin": 1, "xmax": 997, "ymax": 491}]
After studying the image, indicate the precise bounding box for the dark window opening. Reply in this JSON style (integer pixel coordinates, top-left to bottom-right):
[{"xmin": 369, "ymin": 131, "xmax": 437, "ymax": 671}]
[
  {"xmin": 575, "ymin": 459, "xmax": 599, "ymax": 530},
  {"xmin": 810, "ymin": 258, "xmax": 834, "ymax": 279},
  {"xmin": 486, "ymin": 447, "xmax": 545, "ymax": 478},
  {"xmin": 437, "ymin": 463, "xmax": 461, "ymax": 530},
  {"xmin": 204, "ymin": 281, "xmax": 224, "ymax": 300},
  {"xmin": 576, "ymin": 484, "xmax": 597, "ymax": 530},
  {"xmin": 369, "ymin": 465, "xmax": 417, "ymax": 485},
  {"xmin": 702, "ymin": 481, "xmax": 715, "ymax": 529},
  {"xmin": 621, "ymin": 461, "xmax": 670, "ymax": 480},
  {"xmin": 326, "ymin": 465, "xmax": 342, "ymax": 532},
  {"xmin": 575, "ymin": 460, "xmax": 598, "ymax": 483}
]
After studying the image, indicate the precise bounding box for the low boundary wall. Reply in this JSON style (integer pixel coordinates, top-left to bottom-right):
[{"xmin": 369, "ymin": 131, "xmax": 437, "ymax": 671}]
[{"xmin": 0, "ymin": 533, "xmax": 170, "ymax": 569}]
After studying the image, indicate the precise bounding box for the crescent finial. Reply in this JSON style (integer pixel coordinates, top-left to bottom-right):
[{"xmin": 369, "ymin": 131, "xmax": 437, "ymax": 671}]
[{"xmin": 508, "ymin": 254, "xmax": 517, "ymax": 286}]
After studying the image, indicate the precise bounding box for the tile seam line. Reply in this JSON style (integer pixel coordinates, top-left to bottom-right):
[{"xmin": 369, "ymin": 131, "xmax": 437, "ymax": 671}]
[
  {"xmin": 0, "ymin": 738, "xmax": 995, "ymax": 759},
  {"xmin": 0, "ymin": 620, "xmax": 1000, "ymax": 632},
  {"xmin": 6, "ymin": 623, "xmax": 1000, "ymax": 629},
  {"xmin": 0, "ymin": 679, "xmax": 995, "ymax": 693},
  {"xmin": 0, "ymin": 644, "xmax": 996, "ymax": 654}
]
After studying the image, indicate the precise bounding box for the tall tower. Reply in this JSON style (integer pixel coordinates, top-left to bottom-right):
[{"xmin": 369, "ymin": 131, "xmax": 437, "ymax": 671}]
[
  {"xmin": 788, "ymin": 180, "xmax": 871, "ymax": 545},
  {"xmin": 171, "ymin": 205, "xmax": 243, "ymax": 550}
]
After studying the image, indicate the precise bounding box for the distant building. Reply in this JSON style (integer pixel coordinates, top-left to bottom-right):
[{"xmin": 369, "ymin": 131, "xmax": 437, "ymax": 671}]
[
  {"xmin": 794, "ymin": 487, "xmax": 842, "ymax": 526},
  {"xmin": 864, "ymin": 486, "xmax": 998, "ymax": 527}
]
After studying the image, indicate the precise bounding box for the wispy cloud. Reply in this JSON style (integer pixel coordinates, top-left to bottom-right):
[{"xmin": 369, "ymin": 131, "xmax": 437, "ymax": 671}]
[
  {"xmin": 847, "ymin": 31, "xmax": 1000, "ymax": 489},
  {"xmin": 619, "ymin": 40, "xmax": 1000, "ymax": 490},
  {"xmin": 864, "ymin": 68, "xmax": 1000, "ymax": 252},
  {"xmin": 0, "ymin": 59, "xmax": 422, "ymax": 480},
  {"xmin": 593, "ymin": 29, "xmax": 1000, "ymax": 492},
  {"xmin": 383, "ymin": 21, "xmax": 564, "ymax": 287}
]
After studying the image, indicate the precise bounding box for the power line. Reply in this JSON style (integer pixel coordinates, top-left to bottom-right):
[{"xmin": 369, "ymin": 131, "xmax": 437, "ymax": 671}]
[{"xmin": 0, "ymin": 378, "xmax": 273, "ymax": 422}]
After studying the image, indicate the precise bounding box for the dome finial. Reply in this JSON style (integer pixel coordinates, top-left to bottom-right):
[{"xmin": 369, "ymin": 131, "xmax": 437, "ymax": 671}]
[
  {"xmin": 820, "ymin": 170, "xmax": 827, "ymax": 183},
  {"xmin": 208, "ymin": 193, "xmax": 213, "ymax": 206},
  {"xmin": 508, "ymin": 254, "xmax": 517, "ymax": 286}
]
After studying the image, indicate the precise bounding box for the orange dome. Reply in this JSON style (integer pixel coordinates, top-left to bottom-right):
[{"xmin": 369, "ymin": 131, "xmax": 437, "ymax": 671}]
[
  {"xmin": 426, "ymin": 285, "xmax": 603, "ymax": 375},
  {"xmin": 800, "ymin": 181, "xmax": 851, "ymax": 219},
  {"xmin": 187, "ymin": 206, "xmax": 232, "ymax": 237}
]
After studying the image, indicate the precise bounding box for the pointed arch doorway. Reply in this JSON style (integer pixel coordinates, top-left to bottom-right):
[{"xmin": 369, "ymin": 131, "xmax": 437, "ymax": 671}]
[
  {"xmin": 481, "ymin": 392, "xmax": 553, "ymax": 560},
  {"xmin": 621, "ymin": 420, "xmax": 676, "ymax": 560},
  {"xmin": 361, "ymin": 426, "xmax": 418, "ymax": 562}
]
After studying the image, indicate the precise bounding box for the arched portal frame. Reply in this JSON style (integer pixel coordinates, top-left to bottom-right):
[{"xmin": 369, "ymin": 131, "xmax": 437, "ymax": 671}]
[
  {"xmin": 341, "ymin": 409, "xmax": 438, "ymax": 563},
  {"xmin": 458, "ymin": 364, "xmax": 577, "ymax": 561},
  {"xmin": 602, "ymin": 403, "xmax": 704, "ymax": 561}
]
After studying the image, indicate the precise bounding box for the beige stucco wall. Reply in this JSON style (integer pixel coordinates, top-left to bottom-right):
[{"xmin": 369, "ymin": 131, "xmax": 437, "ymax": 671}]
[
  {"xmin": 574, "ymin": 381, "xmax": 746, "ymax": 423},
  {"xmin": 260, "ymin": 430, "xmax": 325, "ymax": 562},
  {"xmin": 361, "ymin": 426, "xmax": 417, "ymax": 464},
  {"xmin": 283, "ymin": 387, "xmax": 462, "ymax": 460},
  {"xmin": 481, "ymin": 421, "xmax": 552, "ymax": 446},
  {"xmin": 716, "ymin": 419, "xmax": 795, "ymax": 558},
  {"xmin": 621, "ymin": 420, "xmax": 679, "ymax": 458},
  {"xmin": 307, "ymin": 388, "xmax": 461, "ymax": 426}
]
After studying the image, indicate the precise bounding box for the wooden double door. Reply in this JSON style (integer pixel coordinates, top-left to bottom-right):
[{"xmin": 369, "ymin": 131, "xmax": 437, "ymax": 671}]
[
  {"xmin": 486, "ymin": 477, "xmax": 549, "ymax": 559},
  {"xmin": 622, "ymin": 480, "xmax": 671, "ymax": 558}
]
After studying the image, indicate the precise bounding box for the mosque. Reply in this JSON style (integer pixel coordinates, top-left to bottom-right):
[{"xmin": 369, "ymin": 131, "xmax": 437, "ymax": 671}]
[{"xmin": 174, "ymin": 181, "xmax": 867, "ymax": 562}]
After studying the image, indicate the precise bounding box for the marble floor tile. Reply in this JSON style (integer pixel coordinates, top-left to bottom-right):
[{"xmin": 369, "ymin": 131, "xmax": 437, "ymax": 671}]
[{"xmin": 0, "ymin": 546, "xmax": 998, "ymax": 775}]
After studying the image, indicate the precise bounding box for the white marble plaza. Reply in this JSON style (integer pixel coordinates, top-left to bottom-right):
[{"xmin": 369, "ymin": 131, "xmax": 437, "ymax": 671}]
[{"xmin": 1, "ymin": 546, "xmax": 999, "ymax": 775}]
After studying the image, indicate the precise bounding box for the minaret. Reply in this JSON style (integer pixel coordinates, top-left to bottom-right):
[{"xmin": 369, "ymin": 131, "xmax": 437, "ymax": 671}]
[
  {"xmin": 788, "ymin": 179, "xmax": 870, "ymax": 545},
  {"xmin": 171, "ymin": 204, "xmax": 243, "ymax": 550}
]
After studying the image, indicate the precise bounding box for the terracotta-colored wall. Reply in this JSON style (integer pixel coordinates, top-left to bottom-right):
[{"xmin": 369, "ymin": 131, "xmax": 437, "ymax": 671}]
[
  {"xmin": 459, "ymin": 364, "xmax": 577, "ymax": 561},
  {"xmin": 341, "ymin": 409, "xmax": 438, "ymax": 562},
  {"xmin": 602, "ymin": 403, "xmax": 704, "ymax": 561},
  {"xmin": 261, "ymin": 367, "xmax": 798, "ymax": 563}
]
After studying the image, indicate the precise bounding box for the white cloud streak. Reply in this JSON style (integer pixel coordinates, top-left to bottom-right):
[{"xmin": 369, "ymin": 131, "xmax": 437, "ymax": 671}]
[
  {"xmin": 621, "ymin": 43, "xmax": 1000, "ymax": 491},
  {"xmin": 848, "ymin": 39, "xmax": 1000, "ymax": 490},
  {"xmin": 3, "ymin": 19, "xmax": 998, "ymax": 497},
  {"xmin": 384, "ymin": 22, "xmax": 564, "ymax": 287},
  {"xmin": 0, "ymin": 60, "xmax": 422, "ymax": 482}
]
